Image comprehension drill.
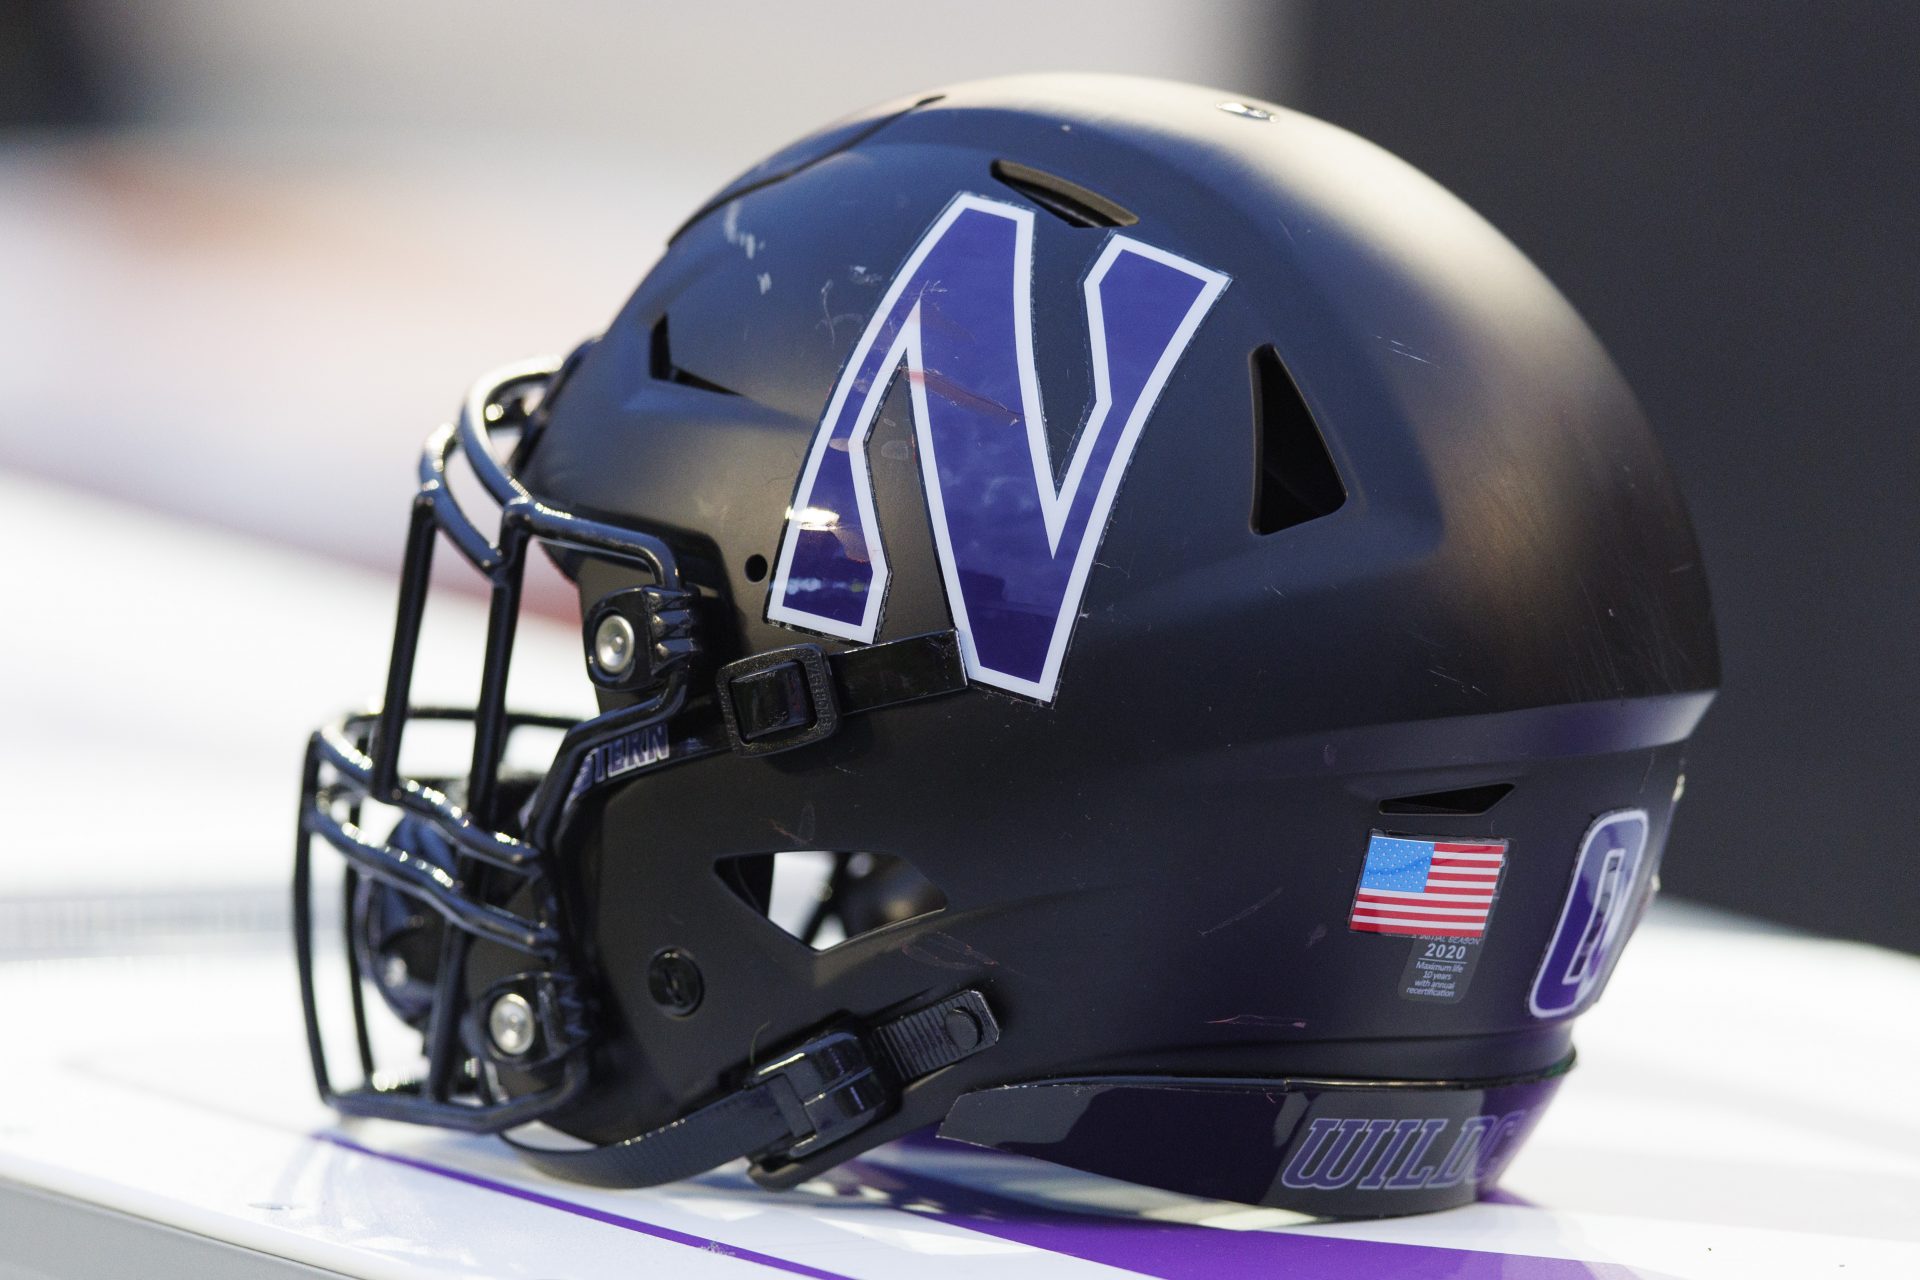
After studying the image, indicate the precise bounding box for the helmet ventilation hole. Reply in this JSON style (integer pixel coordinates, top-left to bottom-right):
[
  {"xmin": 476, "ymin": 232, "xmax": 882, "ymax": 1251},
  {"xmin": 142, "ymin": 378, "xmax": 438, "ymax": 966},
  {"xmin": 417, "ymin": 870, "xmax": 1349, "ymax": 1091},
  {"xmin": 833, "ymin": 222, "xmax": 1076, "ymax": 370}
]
[
  {"xmin": 1379, "ymin": 783, "xmax": 1515, "ymax": 816},
  {"xmin": 649, "ymin": 314, "xmax": 740, "ymax": 396},
  {"xmin": 1251, "ymin": 344, "xmax": 1344, "ymax": 534},
  {"xmin": 991, "ymin": 160, "xmax": 1138, "ymax": 228},
  {"xmin": 716, "ymin": 850, "xmax": 946, "ymax": 951}
]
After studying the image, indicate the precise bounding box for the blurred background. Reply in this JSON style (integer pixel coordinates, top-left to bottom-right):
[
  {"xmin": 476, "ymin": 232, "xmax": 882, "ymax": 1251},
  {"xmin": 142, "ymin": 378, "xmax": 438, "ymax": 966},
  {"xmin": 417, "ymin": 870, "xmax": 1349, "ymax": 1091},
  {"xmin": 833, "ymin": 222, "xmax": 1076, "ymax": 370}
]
[{"xmin": 2, "ymin": 1, "xmax": 1915, "ymax": 954}]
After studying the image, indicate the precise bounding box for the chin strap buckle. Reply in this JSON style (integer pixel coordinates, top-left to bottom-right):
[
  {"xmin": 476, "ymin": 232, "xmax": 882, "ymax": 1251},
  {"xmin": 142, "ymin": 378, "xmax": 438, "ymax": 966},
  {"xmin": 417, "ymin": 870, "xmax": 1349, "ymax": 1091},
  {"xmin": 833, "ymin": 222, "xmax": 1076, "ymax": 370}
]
[
  {"xmin": 716, "ymin": 643, "xmax": 841, "ymax": 755},
  {"xmin": 750, "ymin": 1030, "xmax": 888, "ymax": 1159},
  {"xmin": 504, "ymin": 988, "xmax": 999, "ymax": 1189},
  {"xmin": 715, "ymin": 630, "xmax": 970, "ymax": 757},
  {"xmin": 750, "ymin": 988, "xmax": 1002, "ymax": 1161}
]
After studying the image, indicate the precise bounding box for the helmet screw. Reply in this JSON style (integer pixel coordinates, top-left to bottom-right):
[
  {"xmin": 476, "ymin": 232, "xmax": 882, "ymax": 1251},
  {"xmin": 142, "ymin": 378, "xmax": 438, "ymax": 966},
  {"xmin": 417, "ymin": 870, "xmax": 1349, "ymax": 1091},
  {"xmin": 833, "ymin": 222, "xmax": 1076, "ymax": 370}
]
[
  {"xmin": 593, "ymin": 613, "xmax": 637, "ymax": 677},
  {"xmin": 647, "ymin": 949, "xmax": 704, "ymax": 1016},
  {"xmin": 943, "ymin": 1006, "xmax": 983, "ymax": 1053},
  {"xmin": 487, "ymin": 992, "xmax": 537, "ymax": 1057}
]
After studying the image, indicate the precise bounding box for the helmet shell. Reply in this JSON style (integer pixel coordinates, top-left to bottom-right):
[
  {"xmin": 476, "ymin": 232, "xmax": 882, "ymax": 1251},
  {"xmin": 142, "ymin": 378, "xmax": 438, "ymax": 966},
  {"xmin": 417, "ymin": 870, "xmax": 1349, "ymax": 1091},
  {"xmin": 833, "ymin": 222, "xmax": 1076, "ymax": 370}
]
[{"xmin": 518, "ymin": 75, "xmax": 1716, "ymax": 1160}]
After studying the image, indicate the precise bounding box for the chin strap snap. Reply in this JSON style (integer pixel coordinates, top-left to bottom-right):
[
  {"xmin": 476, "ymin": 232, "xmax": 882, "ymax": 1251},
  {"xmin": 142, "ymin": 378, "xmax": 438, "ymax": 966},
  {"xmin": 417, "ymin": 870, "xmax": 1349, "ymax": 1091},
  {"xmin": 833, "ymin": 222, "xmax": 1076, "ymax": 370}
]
[{"xmin": 505, "ymin": 989, "xmax": 998, "ymax": 1188}]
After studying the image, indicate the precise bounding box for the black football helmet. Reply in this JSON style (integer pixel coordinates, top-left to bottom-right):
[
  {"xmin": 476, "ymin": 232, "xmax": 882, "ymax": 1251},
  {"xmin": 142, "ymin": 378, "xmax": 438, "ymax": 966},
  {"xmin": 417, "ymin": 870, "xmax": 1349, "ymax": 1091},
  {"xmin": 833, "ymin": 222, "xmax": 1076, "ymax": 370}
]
[{"xmin": 296, "ymin": 74, "xmax": 1717, "ymax": 1217}]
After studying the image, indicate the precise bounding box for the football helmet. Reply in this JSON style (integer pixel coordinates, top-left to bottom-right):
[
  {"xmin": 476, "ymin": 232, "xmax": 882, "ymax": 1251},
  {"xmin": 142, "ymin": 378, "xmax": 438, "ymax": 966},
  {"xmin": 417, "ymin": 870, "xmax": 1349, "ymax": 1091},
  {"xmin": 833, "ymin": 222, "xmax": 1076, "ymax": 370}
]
[{"xmin": 296, "ymin": 74, "xmax": 1717, "ymax": 1217}]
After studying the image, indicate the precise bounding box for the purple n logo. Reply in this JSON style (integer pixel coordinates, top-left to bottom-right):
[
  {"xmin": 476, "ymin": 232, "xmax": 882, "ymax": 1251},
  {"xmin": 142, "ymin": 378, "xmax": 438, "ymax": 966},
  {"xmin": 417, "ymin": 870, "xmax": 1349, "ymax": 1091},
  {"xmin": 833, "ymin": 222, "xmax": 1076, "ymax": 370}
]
[{"xmin": 766, "ymin": 193, "xmax": 1228, "ymax": 701}]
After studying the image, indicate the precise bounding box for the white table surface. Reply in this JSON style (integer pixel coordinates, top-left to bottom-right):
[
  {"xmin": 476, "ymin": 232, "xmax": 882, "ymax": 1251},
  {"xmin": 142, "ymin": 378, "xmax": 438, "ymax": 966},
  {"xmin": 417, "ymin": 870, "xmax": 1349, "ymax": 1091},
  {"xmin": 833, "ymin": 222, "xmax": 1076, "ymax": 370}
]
[{"xmin": 2, "ymin": 905, "xmax": 1915, "ymax": 1279}]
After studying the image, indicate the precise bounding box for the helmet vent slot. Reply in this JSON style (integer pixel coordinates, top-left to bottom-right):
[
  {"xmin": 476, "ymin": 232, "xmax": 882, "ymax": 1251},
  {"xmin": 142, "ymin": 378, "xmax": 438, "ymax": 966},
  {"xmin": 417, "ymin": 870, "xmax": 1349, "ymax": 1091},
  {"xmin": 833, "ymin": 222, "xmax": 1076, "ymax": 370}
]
[
  {"xmin": 716, "ymin": 850, "xmax": 946, "ymax": 951},
  {"xmin": 1251, "ymin": 344, "xmax": 1344, "ymax": 534},
  {"xmin": 1379, "ymin": 783, "xmax": 1514, "ymax": 816},
  {"xmin": 991, "ymin": 160, "xmax": 1138, "ymax": 229},
  {"xmin": 649, "ymin": 315, "xmax": 740, "ymax": 396}
]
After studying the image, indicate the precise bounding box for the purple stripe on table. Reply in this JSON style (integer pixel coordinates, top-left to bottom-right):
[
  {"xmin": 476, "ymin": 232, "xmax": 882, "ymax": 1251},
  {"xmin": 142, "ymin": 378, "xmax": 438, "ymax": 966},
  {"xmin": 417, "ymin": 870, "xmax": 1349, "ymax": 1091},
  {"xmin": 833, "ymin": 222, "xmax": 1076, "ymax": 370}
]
[
  {"xmin": 312, "ymin": 1132, "xmax": 854, "ymax": 1279},
  {"xmin": 830, "ymin": 1157, "xmax": 1671, "ymax": 1280}
]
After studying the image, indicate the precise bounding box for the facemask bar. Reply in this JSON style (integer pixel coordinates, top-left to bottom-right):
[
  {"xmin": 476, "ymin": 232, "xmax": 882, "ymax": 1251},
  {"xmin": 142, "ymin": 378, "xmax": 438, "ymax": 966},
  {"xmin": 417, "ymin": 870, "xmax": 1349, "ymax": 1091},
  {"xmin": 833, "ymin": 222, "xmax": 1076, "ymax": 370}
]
[{"xmin": 294, "ymin": 356, "xmax": 691, "ymax": 1133}]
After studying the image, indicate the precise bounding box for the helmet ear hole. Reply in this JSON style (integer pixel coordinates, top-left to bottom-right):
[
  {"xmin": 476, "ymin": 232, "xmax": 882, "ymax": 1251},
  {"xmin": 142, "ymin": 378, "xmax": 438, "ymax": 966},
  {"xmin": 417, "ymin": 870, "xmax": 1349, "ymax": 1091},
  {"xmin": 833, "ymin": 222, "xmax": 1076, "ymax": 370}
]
[
  {"xmin": 833, "ymin": 852, "xmax": 947, "ymax": 939},
  {"xmin": 715, "ymin": 851, "xmax": 947, "ymax": 951},
  {"xmin": 716, "ymin": 852, "xmax": 775, "ymax": 917}
]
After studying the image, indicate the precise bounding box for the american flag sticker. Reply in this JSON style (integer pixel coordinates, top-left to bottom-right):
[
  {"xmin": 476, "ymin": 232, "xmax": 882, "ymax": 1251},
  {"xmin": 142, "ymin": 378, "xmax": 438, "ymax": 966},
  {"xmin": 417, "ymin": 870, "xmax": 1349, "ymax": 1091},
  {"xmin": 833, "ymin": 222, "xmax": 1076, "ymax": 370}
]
[{"xmin": 1348, "ymin": 832, "xmax": 1509, "ymax": 939}]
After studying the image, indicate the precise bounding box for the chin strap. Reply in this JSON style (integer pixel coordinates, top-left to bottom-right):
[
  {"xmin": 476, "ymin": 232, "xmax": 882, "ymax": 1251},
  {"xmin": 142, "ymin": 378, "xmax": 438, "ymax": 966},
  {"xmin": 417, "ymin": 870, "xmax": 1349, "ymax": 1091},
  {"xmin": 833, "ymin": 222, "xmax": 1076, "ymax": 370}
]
[
  {"xmin": 505, "ymin": 989, "xmax": 998, "ymax": 1188},
  {"xmin": 715, "ymin": 630, "xmax": 968, "ymax": 756},
  {"xmin": 542, "ymin": 628, "xmax": 970, "ymax": 842}
]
